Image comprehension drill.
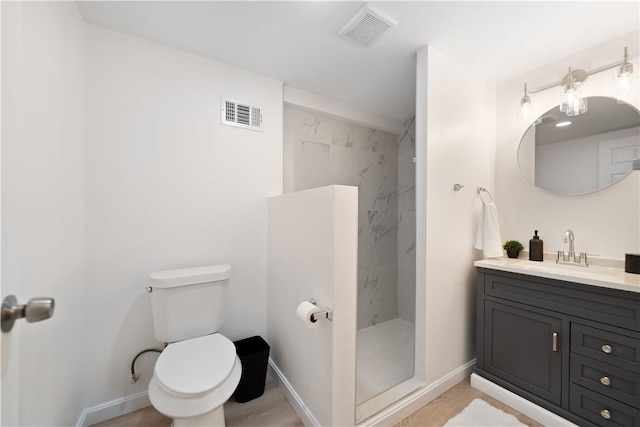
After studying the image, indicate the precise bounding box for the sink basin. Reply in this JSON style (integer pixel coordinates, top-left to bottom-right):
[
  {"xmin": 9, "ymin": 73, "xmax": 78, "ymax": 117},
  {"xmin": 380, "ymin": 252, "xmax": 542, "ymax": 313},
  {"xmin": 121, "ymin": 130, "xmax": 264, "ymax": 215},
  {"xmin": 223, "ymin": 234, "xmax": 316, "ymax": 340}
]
[{"xmin": 516, "ymin": 260, "xmax": 620, "ymax": 277}]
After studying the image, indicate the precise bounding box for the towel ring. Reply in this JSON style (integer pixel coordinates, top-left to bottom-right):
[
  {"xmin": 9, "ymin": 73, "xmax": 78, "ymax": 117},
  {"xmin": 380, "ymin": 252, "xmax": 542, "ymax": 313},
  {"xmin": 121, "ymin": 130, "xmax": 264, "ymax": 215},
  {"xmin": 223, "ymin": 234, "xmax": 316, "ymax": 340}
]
[{"xmin": 477, "ymin": 187, "xmax": 493, "ymax": 205}]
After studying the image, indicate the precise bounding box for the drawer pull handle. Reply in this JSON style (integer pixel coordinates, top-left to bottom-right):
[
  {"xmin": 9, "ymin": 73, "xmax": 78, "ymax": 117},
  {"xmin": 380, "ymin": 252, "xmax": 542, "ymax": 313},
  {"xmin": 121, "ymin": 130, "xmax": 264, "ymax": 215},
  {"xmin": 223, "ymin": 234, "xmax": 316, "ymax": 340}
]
[
  {"xmin": 601, "ymin": 344, "xmax": 612, "ymax": 354},
  {"xmin": 552, "ymin": 332, "xmax": 558, "ymax": 352},
  {"xmin": 600, "ymin": 376, "xmax": 611, "ymax": 386},
  {"xmin": 600, "ymin": 409, "xmax": 611, "ymax": 420}
]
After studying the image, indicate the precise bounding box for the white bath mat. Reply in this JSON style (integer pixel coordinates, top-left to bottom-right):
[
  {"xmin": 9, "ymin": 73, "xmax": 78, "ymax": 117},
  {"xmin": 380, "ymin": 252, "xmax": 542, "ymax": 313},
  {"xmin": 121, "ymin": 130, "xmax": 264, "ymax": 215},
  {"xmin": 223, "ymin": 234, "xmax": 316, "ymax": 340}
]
[{"xmin": 444, "ymin": 398, "xmax": 527, "ymax": 426}]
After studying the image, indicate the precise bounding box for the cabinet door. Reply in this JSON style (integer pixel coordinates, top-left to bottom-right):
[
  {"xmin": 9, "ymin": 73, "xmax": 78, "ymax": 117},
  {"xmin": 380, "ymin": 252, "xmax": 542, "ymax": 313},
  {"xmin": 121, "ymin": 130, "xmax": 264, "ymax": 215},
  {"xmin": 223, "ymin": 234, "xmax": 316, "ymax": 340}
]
[{"xmin": 484, "ymin": 300, "xmax": 563, "ymax": 405}]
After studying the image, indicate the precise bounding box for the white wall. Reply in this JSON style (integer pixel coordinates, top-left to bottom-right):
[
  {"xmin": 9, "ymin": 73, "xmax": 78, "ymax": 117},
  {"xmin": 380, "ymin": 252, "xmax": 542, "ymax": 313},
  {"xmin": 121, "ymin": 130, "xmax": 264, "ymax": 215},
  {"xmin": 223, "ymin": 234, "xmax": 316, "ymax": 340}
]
[
  {"xmin": 82, "ymin": 24, "xmax": 283, "ymax": 412},
  {"xmin": 417, "ymin": 46, "xmax": 496, "ymax": 383},
  {"xmin": 1, "ymin": 2, "xmax": 85, "ymax": 425},
  {"xmin": 496, "ymin": 35, "xmax": 639, "ymax": 259},
  {"xmin": 267, "ymin": 185, "xmax": 357, "ymax": 427}
]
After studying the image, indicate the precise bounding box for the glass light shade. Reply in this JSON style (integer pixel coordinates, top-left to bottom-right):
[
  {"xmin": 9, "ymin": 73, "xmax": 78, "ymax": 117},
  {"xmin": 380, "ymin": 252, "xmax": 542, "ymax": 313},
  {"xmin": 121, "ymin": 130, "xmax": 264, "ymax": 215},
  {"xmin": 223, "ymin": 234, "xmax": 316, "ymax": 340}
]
[
  {"xmin": 519, "ymin": 83, "xmax": 535, "ymax": 122},
  {"xmin": 613, "ymin": 62, "xmax": 638, "ymax": 103},
  {"xmin": 562, "ymin": 97, "xmax": 588, "ymax": 116},
  {"xmin": 520, "ymin": 97, "xmax": 535, "ymax": 122},
  {"xmin": 560, "ymin": 82, "xmax": 587, "ymax": 116},
  {"xmin": 520, "ymin": 103, "xmax": 535, "ymax": 122}
]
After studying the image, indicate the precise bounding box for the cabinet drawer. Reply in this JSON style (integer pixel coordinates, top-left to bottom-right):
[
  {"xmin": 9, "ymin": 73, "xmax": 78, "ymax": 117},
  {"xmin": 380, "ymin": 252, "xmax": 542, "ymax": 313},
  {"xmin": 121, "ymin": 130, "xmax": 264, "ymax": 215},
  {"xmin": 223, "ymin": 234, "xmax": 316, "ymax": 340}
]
[
  {"xmin": 482, "ymin": 272, "xmax": 640, "ymax": 331},
  {"xmin": 570, "ymin": 384, "xmax": 640, "ymax": 427},
  {"xmin": 572, "ymin": 324, "xmax": 640, "ymax": 373},
  {"xmin": 571, "ymin": 353, "xmax": 640, "ymax": 408}
]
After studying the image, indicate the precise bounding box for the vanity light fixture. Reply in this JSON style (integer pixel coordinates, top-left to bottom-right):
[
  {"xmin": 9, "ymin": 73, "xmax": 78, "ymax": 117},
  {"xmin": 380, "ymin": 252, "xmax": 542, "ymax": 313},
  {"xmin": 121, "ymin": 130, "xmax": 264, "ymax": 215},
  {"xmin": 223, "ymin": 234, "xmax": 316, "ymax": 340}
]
[
  {"xmin": 520, "ymin": 83, "xmax": 534, "ymax": 121},
  {"xmin": 519, "ymin": 46, "xmax": 636, "ymax": 119}
]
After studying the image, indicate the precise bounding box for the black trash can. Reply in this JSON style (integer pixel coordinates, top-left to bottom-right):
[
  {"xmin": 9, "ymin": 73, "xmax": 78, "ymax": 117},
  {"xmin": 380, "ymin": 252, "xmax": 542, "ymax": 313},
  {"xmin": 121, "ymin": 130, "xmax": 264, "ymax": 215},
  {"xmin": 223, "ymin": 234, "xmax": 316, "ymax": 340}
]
[{"xmin": 233, "ymin": 336, "xmax": 270, "ymax": 403}]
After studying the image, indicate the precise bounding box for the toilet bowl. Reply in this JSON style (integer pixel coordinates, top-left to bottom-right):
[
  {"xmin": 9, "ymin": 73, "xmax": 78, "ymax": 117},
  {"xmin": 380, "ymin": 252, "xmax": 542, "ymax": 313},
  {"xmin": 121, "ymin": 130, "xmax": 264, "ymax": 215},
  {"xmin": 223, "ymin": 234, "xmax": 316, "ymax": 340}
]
[{"xmin": 148, "ymin": 333, "xmax": 242, "ymax": 427}]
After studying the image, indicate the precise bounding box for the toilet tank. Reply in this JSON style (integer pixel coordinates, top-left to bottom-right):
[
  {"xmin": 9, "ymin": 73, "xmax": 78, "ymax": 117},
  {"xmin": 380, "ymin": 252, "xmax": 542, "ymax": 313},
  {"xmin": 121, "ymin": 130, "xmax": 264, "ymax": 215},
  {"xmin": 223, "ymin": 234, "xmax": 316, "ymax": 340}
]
[{"xmin": 148, "ymin": 264, "xmax": 231, "ymax": 343}]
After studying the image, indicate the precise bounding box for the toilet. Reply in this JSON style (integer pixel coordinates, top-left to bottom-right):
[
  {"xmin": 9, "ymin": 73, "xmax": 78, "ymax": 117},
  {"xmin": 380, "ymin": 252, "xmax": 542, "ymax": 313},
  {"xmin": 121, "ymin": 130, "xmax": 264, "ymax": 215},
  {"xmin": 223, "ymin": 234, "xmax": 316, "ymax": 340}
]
[{"xmin": 146, "ymin": 264, "xmax": 241, "ymax": 427}]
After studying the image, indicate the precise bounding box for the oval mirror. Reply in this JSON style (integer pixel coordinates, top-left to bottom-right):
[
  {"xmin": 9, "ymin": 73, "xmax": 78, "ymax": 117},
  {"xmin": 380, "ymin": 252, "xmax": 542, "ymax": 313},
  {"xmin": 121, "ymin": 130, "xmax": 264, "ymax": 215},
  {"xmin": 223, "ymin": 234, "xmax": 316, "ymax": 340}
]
[{"xmin": 518, "ymin": 96, "xmax": 640, "ymax": 195}]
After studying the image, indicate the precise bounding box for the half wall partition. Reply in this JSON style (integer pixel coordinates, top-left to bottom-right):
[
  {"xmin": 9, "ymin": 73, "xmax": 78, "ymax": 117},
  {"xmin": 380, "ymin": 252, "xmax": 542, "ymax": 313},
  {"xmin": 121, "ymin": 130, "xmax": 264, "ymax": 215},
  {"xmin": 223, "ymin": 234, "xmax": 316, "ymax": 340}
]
[{"xmin": 267, "ymin": 185, "xmax": 358, "ymax": 426}]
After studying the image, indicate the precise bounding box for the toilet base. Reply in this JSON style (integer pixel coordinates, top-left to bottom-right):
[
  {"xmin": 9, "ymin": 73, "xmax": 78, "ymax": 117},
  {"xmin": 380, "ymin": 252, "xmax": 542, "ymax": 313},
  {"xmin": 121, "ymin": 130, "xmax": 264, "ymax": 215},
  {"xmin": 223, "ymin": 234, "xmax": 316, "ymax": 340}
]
[{"xmin": 173, "ymin": 405, "xmax": 225, "ymax": 427}]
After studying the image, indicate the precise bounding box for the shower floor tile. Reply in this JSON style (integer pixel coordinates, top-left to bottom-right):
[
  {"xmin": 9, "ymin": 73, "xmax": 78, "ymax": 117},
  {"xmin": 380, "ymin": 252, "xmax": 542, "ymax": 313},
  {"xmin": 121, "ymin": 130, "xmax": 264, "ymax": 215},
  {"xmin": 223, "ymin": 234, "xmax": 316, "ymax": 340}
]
[{"xmin": 356, "ymin": 318, "xmax": 415, "ymax": 404}]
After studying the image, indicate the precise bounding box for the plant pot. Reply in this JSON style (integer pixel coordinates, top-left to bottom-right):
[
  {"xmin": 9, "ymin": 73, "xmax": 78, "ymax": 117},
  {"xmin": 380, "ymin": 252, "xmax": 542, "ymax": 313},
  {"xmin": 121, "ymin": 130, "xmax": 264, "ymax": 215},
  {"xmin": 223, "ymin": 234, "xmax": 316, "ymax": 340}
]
[{"xmin": 506, "ymin": 250, "xmax": 520, "ymax": 259}]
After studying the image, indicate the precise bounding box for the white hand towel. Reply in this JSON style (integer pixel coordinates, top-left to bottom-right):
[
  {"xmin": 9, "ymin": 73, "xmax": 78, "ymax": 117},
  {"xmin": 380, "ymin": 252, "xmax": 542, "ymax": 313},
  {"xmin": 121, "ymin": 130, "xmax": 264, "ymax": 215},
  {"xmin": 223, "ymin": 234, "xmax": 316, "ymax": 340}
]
[{"xmin": 474, "ymin": 202, "xmax": 503, "ymax": 258}]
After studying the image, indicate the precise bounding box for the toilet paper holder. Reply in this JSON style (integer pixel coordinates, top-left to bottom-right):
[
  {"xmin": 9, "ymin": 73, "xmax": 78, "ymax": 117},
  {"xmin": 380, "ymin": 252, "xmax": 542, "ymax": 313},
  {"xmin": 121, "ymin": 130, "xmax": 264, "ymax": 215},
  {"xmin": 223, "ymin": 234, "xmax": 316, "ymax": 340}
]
[{"xmin": 308, "ymin": 299, "xmax": 333, "ymax": 322}]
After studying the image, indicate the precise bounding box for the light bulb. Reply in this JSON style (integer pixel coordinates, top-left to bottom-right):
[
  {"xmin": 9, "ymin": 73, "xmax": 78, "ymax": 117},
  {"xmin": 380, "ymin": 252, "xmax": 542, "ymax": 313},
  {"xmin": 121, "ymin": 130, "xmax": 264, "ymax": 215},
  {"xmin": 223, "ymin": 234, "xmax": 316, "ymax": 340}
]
[{"xmin": 618, "ymin": 74, "xmax": 631, "ymax": 91}]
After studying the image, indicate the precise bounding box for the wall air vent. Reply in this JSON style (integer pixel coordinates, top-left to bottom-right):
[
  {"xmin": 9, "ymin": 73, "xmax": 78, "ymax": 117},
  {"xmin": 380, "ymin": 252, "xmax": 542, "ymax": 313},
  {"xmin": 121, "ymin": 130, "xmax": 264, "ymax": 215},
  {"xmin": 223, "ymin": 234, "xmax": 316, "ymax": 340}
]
[
  {"xmin": 221, "ymin": 98, "xmax": 263, "ymax": 132},
  {"xmin": 339, "ymin": 4, "xmax": 397, "ymax": 48}
]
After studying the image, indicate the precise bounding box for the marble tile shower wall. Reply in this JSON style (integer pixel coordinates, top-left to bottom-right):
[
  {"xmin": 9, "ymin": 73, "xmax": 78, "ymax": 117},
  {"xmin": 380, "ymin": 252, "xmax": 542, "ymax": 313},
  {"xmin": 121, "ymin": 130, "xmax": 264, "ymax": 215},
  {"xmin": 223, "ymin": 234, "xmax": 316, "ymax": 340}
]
[{"xmin": 284, "ymin": 106, "xmax": 414, "ymax": 329}]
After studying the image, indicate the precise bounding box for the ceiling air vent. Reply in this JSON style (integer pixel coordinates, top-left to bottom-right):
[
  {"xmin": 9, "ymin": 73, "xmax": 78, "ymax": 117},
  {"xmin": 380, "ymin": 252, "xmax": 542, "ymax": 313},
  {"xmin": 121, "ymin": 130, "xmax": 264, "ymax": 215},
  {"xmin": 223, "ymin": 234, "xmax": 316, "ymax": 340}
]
[
  {"xmin": 339, "ymin": 4, "xmax": 397, "ymax": 48},
  {"xmin": 221, "ymin": 99, "xmax": 263, "ymax": 132}
]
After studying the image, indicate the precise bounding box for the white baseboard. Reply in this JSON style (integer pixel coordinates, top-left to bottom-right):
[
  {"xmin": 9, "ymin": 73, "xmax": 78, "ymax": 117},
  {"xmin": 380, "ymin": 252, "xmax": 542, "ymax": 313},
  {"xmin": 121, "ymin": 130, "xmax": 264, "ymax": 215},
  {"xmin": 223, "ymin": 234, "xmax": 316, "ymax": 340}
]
[
  {"xmin": 360, "ymin": 359, "xmax": 476, "ymax": 427},
  {"xmin": 76, "ymin": 391, "xmax": 151, "ymax": 427},
  {"xmin": 470, "ymin": 373, "xmax": 579, "ymax": 427},
  {"xmin": 76, "ymin": 359, "xmax": 310, "ymax": 427},
  {"xmin": 268, "ymin": 359, "xmax": 319, "ymax": 427},
  {"xmin": 271, "ymin": 358, "xmax": 475, "ymax": 427}
]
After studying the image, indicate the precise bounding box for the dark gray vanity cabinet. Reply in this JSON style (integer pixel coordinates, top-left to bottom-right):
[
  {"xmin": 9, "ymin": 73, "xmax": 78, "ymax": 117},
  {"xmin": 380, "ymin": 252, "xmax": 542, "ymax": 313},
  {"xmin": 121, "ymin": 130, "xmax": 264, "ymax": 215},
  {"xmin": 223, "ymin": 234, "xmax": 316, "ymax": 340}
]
[
  {"xmin": 483, "ymin": 300, "xmax": 563, "ymax": 405},
  {"xmin": 475, "ymin": 268, "xmax": 640, "ymax": 427}
]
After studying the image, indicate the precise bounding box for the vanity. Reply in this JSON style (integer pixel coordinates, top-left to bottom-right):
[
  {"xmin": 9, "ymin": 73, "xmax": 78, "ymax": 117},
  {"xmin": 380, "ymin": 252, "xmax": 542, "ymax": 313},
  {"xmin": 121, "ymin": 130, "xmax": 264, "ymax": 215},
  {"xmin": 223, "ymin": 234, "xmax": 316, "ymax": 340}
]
[{"xmin": 474, "ymin": 258, "xmax": 640, "ymax": 427}]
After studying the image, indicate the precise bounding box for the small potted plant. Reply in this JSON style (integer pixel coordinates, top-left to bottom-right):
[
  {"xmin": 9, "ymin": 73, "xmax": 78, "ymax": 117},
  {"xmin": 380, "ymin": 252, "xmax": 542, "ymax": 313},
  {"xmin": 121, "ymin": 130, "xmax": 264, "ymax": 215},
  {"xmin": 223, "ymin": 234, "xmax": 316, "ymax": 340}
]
[{"xmin": 503, "ymin": 240, "xmax": 524, "ymax": 258}]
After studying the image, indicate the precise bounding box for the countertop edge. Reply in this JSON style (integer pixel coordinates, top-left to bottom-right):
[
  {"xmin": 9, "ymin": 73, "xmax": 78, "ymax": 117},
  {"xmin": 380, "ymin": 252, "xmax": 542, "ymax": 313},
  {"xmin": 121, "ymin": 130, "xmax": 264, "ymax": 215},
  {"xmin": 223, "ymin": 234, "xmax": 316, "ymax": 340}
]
[{"xmin": 474, "ymin": 258, "xmax": 640, "ymax": 294}]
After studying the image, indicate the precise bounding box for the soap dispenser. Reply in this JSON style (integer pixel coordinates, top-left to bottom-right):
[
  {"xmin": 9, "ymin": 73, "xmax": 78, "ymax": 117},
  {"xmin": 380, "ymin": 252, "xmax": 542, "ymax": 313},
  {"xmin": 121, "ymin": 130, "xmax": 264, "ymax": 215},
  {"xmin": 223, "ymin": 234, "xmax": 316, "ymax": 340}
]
[{"xmin": 529, "ymin": 230, "xmax": 543, "ymax": 261}]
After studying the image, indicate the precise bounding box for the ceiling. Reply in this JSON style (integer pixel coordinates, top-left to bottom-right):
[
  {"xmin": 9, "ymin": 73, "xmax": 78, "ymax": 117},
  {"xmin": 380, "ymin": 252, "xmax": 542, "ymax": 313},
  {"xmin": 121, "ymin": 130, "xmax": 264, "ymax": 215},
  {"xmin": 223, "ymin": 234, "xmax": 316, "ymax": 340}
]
[{"xmin": 77, "ymin": 1, "xmax": 640, "ymax": 122}]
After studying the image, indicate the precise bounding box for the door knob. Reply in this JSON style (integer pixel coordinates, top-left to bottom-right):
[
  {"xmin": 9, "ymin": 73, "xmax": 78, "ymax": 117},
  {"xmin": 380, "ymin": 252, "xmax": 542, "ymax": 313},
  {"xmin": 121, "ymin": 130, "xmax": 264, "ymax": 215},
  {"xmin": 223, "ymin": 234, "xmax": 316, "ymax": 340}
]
[{"xmin": 1, "ymin": 295, "xmax": 55, "ymax": 332}]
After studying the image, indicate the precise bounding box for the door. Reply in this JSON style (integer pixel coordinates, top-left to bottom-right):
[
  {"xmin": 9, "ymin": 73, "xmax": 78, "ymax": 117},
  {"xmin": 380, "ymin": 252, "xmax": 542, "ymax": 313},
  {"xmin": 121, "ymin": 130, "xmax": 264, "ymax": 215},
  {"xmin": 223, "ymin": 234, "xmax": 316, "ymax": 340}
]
[
  {"xmin": 1, "ymin": 2, "xmax": 85, "ymax": 425},
  {"xmin": 484, "ymin": 300, "xmax": 563, "ymax": 405},
  {"xmin": 598, "ymin": 137, "xmax": 639, "ymax": 187}
]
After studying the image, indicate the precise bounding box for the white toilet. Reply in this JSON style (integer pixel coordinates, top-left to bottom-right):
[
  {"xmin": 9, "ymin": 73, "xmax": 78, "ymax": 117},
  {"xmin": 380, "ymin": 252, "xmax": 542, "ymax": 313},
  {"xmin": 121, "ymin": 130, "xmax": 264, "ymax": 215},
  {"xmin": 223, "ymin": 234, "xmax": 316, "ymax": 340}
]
[{"xmin": 147, "ymin": 264, "xmax": 241, "ymax": 427}]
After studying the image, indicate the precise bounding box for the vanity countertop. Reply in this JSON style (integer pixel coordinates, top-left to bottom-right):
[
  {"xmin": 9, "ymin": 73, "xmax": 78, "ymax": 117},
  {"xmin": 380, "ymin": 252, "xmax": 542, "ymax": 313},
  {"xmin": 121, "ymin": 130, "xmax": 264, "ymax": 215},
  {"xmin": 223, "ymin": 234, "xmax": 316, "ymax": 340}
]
[{"xmin": 474, "ymin": 257, "xmax": 640, "ymax": 294}]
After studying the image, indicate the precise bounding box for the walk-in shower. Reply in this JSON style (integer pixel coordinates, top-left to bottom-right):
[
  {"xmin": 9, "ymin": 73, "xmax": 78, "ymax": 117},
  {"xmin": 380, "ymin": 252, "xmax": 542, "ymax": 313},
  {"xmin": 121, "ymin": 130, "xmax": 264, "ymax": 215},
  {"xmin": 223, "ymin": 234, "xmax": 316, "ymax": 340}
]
[{"xmin": 283, "ymin": 105, "xmax": 417, "ymax": 417}]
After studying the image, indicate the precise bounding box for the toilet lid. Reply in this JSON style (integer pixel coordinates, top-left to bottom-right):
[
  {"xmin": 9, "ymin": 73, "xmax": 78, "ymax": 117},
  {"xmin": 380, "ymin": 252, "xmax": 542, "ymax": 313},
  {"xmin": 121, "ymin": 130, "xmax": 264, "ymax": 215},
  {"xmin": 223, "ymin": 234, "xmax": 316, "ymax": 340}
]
[{"xmin": 154, "ymin": 333, "xmax": 237, "ymax": 397}]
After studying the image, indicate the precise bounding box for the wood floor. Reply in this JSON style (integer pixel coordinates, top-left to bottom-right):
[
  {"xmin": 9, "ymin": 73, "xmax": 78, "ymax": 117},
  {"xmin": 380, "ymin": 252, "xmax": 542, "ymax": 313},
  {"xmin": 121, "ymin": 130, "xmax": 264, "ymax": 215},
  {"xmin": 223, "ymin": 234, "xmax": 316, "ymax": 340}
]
[
  {"xmin": 92, "ymin": 375, "xmax": 542, "ymax": 427},
  {"xmin": 91, "ymin": 371, "xmax": 303, "ymax": 427}
]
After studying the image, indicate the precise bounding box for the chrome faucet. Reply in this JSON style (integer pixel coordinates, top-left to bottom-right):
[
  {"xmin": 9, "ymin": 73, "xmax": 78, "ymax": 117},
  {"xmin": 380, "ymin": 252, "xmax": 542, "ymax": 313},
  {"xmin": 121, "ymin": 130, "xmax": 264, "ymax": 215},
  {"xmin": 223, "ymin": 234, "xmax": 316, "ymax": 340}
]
[
  {"xmin": 563, "ymin": 229, "xmax": 575, "ymax": 259},
  {"xmin": 557, "ymin": 229, "xmax": 588, "ymax": 266}
]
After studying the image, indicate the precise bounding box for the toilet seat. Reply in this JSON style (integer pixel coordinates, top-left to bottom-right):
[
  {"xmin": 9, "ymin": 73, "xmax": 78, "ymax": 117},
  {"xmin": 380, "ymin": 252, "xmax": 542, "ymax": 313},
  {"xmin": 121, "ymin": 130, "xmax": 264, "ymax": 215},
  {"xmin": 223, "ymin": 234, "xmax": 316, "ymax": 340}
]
[
  {"xmin": 149, "ymin": 333, "xmax": 242, "ymax": 419},
  {"xmin": 154, "ymin": 333, "xmax": 236, "ymax": 398}
]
